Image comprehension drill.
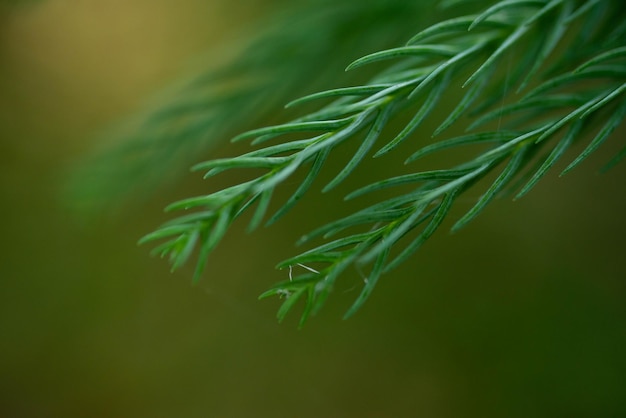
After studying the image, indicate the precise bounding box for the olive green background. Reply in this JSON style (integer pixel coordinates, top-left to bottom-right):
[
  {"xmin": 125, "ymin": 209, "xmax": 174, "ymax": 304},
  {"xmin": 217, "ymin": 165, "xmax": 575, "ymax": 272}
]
[{"xmin": 1, "ymin": 1, "xmax": 625, "ymax": 417}]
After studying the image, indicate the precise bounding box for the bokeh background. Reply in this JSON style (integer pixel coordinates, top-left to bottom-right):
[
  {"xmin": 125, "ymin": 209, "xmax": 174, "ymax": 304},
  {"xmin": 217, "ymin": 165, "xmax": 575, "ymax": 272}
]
[{"xmin": 1, "ymin": 1, "xmax": 625, "ymax": 417}]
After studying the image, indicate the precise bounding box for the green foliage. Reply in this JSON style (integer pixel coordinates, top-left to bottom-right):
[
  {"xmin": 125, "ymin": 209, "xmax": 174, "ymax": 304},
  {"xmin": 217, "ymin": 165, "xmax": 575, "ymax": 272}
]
[
  {"xmin": 71, "ymin": 0, "xmax": 435, "ymax": 210},
  {"xmin": 138, "ymin": 0, "xmax": 625, "ymax": 326}
]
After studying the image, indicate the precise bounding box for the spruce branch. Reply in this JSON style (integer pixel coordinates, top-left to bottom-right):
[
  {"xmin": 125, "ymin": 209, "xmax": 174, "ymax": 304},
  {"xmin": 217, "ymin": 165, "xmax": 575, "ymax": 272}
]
[{"xmin": 139, "ymin": 0, "xmax": 626, "ymax": 325}]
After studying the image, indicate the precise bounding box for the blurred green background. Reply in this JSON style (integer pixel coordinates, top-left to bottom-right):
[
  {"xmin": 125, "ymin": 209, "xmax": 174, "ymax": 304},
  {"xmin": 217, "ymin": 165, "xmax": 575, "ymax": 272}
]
[{"xmin": 1, "ymin": 1, "xmax": 625, "ymax": 417}]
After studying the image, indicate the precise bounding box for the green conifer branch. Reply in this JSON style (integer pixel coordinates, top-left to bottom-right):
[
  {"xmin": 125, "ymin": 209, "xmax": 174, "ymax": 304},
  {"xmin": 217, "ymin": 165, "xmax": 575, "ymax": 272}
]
[{"xmin": 138, "ymin": 0, "xmax": 625, "ymax": 325}]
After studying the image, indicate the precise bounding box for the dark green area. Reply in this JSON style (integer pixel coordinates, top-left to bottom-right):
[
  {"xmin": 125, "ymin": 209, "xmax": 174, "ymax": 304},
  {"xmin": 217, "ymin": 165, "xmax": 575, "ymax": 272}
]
[{"xmin": 1, "ymin": 0, "xmax": 625, "ymax": 416}]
